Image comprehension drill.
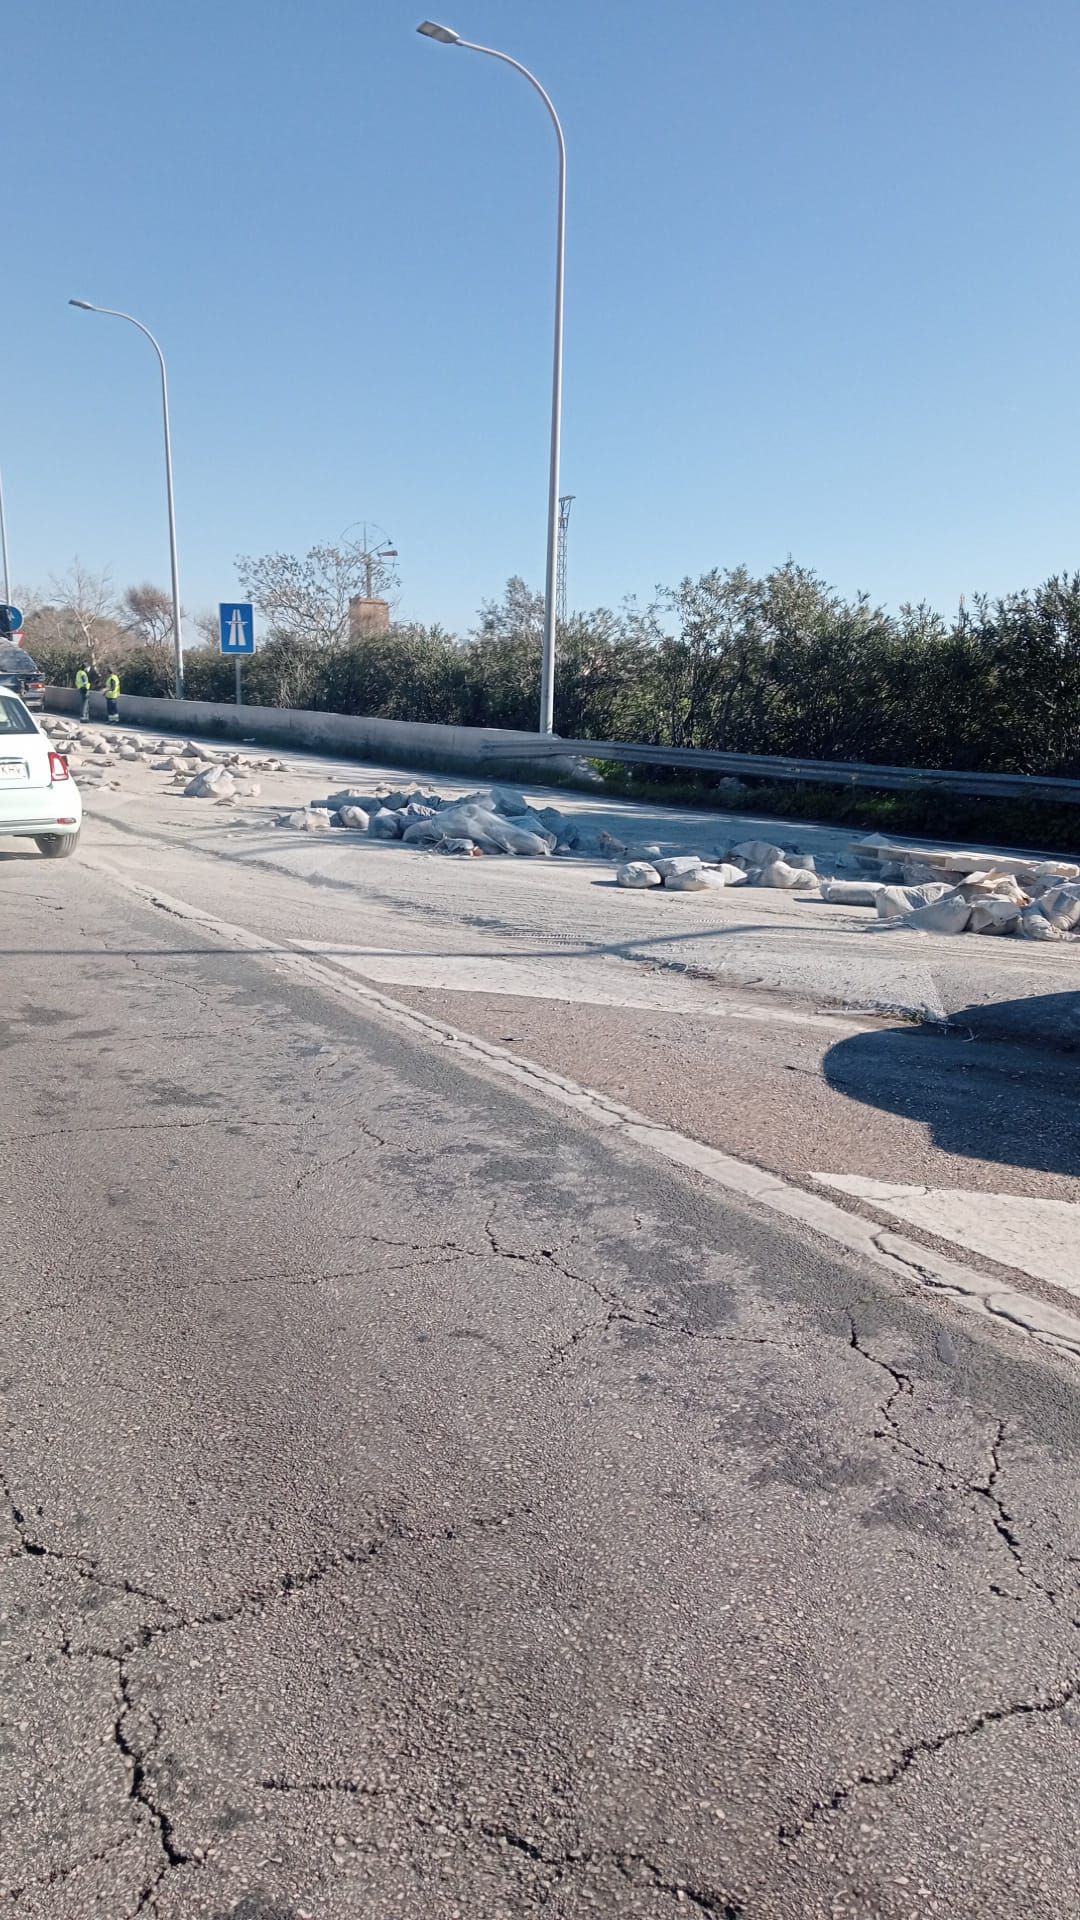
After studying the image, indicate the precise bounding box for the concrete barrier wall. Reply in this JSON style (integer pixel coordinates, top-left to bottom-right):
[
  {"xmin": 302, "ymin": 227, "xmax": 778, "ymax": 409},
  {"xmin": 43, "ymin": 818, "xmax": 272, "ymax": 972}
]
[{"xmin": 45, "ymin": 688, "xmax": 550, "ymax": 774}]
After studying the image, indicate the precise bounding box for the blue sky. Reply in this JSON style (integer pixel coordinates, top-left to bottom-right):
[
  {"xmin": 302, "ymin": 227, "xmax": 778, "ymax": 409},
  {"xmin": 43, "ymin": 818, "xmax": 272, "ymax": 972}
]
[{"xmin": 5, "ymin": 0, "xmax": 1080, "ymax": 636}]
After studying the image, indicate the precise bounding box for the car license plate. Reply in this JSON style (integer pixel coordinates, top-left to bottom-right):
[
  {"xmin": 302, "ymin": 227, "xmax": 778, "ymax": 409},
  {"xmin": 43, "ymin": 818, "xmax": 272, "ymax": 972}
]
[{"xmin": 0, "ymin": 758, "xmax": 26, "ymax": 779}]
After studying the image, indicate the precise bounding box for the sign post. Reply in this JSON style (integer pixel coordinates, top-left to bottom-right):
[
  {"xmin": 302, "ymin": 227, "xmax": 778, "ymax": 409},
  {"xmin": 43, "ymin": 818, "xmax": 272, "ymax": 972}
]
[{"xmin": 219, "ymin": 602, "xmax": 255, "ymax": 706}]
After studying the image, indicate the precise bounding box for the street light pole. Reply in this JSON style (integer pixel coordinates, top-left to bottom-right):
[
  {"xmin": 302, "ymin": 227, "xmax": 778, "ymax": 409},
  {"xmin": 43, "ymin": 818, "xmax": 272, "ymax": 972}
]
[
  {"xmin": 418, "ymin": 20, "xmax": 566, "ymax": 735},
  {"xmin": 68, "ymin": 300, "xmax": 185, "ymax": 700},
  {"xmin": 0, "ymin": 467, "xmax": 11, "ymax": 608}
]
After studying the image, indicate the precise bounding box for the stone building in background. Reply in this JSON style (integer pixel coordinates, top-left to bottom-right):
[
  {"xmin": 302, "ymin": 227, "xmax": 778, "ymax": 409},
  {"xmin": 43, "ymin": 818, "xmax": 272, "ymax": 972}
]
[{"xmin": 349, "ymin": 597, "xmax": 390, "ymax": 637}]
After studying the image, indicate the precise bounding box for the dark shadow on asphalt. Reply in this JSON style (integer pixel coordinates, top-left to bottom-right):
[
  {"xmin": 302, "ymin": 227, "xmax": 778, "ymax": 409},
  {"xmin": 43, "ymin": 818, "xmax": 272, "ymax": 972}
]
[{"xmin": 823, "ymin": 998, "xmax": 1080, "ymax": 1179}]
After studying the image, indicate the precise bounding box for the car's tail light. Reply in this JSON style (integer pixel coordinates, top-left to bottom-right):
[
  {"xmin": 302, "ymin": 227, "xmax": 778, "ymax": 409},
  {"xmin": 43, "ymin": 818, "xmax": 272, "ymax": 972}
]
[
  {"xmin": 28, "ymin": 680, "xmax": 43, "ymax": 692},
  {"xmin": 48, "ymin": 752, "xmax": 70, "ymax": 782}
]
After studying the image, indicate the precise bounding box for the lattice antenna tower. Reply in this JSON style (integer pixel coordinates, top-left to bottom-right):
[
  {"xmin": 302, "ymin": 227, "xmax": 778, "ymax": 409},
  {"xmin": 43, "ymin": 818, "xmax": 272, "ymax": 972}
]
[{"xmin": 556, "ymin": 495, "xmax": 575, "ymax": 626}]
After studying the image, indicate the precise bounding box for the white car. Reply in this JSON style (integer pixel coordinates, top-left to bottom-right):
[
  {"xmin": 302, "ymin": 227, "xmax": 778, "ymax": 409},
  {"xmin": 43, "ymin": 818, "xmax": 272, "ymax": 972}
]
[{"xmin": 0, "ymin": 692, "xmax": 82, "ymax": 858}]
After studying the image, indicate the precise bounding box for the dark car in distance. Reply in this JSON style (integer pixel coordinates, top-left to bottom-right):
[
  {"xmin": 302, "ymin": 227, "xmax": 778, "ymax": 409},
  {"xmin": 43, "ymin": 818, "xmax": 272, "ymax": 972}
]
[{"xmin": 0, "ymin": 647, "xmax": 45, "ymax": 711}]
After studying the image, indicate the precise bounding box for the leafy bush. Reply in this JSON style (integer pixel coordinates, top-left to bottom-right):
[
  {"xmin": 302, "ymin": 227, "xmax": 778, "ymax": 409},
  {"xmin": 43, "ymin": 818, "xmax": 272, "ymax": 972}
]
[{"xmin": 31, "ymin": 561, "xmax": 1080, "ymax": 786}]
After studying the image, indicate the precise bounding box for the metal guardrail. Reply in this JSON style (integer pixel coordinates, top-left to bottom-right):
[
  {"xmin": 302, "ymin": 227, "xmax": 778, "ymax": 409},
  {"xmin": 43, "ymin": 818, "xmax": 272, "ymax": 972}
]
[{"xmin": 482, "ymin": 735, "xmax": 1080, "ymax": 806}]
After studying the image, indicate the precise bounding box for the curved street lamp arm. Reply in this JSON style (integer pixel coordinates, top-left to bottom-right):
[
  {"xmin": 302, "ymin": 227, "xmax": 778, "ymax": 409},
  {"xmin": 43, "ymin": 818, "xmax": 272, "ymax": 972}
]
[
  {"xmin": 455, "ymin": 39, "xmax": 566, "ymax": 733},
  {"xmin": 72, "ymin": 305, "xmax": 185, "ymax": 700}
]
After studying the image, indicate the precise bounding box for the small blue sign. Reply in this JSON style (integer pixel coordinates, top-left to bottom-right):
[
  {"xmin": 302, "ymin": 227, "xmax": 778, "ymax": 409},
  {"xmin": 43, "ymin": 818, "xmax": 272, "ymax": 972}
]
[
  {"xmin": 0, "ymin": 604, "xmax": 24, "ymax": 638},
  {"xmin": 219, "ymin": 602, "xmax": 255, "ymax": 655}
]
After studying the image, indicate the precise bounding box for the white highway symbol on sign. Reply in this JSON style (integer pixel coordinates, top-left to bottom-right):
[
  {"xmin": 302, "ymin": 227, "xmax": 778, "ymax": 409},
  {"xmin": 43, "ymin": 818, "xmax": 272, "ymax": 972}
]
[{"xmin": 219, "ymin": 602, "xmax": 255, "ymax": 655}]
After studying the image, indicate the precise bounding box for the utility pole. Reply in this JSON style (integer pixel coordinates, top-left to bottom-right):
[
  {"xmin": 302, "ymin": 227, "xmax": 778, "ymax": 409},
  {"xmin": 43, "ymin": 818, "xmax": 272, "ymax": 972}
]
[
  {"xmin": 556, "ymin": 494, "xmax": 574, "ymax": 628},
  {"xmin": 418, "ymin": 21, "xmax": 566, "ymax": 733},
  {"xmin": 341, "ymin": 522, "xmax": 397, "ymax": 604},
  {"xmin": 69, "ymin": 301, "xmax": 185, "ymax": 698},
  {"xmin": 0, "ymin": 468, "xmax": 10, "ymax": 608}
]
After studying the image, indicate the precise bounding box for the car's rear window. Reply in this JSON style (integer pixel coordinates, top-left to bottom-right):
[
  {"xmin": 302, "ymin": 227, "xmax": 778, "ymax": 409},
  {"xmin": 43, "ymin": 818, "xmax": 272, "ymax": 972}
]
[{"xmin": 0, "ymin": 696, "xmax": 36, "ymax": 735}]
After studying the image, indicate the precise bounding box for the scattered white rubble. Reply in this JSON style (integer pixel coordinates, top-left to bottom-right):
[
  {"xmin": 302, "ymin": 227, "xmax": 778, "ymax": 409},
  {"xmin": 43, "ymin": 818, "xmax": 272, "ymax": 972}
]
[
  {"xmin": 969, "ymin": 897, "xmax": 1022, "ymax": 936},
  {"xmin": 435, "ymin": 837, "xmax": 483, "ymax": 857},
  {"xmin": 758, "ymin": 859, "xmax": 819, "ymax": 890},
  {"xmin": 280, "ymin": 807, "xmax": 334, "ymax": 832},
  {"xmin": 369, "ymin": 807, "xmax": 404, "ymax": 838},
  {"xmin": 663, "ymin": 866, "xmax": 727, "ymax": 891},
  {"xmin": 1038, "ymin": 882, "xmax": 1080, "ymax": 932},
  {"xmin": 731, "ymin": 839, "xmax": 785, "ymax": 868},
  {"xmin": 616, "ymin": 861, "xmax": 663, "ymax": 889},
  {"xmin": 874, "ymin": 882, "xmax": 951, "ymax": 919},
  {"xmin": 901, "ymin": 893, "xmax": 974, "ymax": 935},
  {"xmin": 184, "ymin": 765, "xmax": 236, "ymax": 800},
  {"xmin": 819, "ymin": 880, "xmax": 882, "ymax": 906}
]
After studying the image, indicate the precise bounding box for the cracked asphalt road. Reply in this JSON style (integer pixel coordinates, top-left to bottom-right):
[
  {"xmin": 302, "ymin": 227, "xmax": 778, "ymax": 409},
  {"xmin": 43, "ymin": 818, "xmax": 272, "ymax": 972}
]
[{"xmin": 1, "ymin": 859, "xmax": 1079, "ymax": 1918}]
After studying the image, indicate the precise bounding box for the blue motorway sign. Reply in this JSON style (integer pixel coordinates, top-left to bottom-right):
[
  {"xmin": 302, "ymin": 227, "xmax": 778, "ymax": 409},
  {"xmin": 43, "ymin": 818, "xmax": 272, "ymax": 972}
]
[
  {"xmin": 219, "ymin": 602, "xmax": 255, "ymax": 655},
  {"xmin": 0, "ymin": 604, "xmax": 24, "ymax": 638}
]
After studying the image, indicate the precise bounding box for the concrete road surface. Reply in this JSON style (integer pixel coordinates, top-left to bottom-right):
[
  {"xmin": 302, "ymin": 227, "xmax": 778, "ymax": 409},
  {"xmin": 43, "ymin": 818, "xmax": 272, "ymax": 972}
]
[{"xmin": 1, "ymin": 849, "xmax": 1078, "ymax": 1918}]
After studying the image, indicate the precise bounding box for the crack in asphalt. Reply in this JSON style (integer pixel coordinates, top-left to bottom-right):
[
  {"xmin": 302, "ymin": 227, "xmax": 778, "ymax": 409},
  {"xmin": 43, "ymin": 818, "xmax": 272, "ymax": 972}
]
[
  {"xmin": 483, "ymin": 1209, "xmax": 668, "ymax": 1367},
  {"xmin": 778, "ymin": 1673, "xmax": 1078, "ymax": 1843},
  {"xmin": 0, "ymin": 1462, "xmax": 178, "ymax": 1616},
  {"xmin": 480, "ymin": 1821, "xmax": 570, "ymax": 1869},
  {"xmin": 477, "ymin": 1825, "xmax": 744, "ymax": 1916},
  {"xmin": 10, "ymin": 1485, "xmax": 535, "ymax": 1667},
  {"xmin": 58, "ymin": 1536, "xmax": 393, "ymax": 1662},
  {"xmin": 3, "ymin": 1461, "xmax": 546, "ymax": 1908},
  {"xmin": 483, "ymin": 1210, "xmax": 781, "ymax": 1374},
  {"xmin": 18, "ymin": 1235, "xmax": 483, "ymax": 1302},
  {"xmin": 0, "ymin": 1115, "xmax": 295, "ymax": 1144},
  {"xmin": 260, "ymin": 1774, "xmax": 384, "ymax": 1798},
  {"xmin": 293, "ymin": 1122, "xmax": 391, "ymax": 1191},
  {"xmin": 113, "ymin": 1661, "xmax": 189, "ymax": 1872},
  {"xmin": 613, "ymin": 1852, "xmax": 746, "ymax": 1917},
  {"xmin": 1, "ymin": 1831, "xmax": 137, "ymax": 1904},
  {"xmin": 845, "ymin": 1317, "xmax": 1060, "ymax": 1608}
]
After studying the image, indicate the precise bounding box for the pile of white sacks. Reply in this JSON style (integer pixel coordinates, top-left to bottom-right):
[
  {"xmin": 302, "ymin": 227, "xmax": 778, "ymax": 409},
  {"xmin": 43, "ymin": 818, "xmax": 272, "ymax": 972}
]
[
  {"xmin": 824, "ymin": 835, "xmax": 1080, "ymax": 941},
  {"xmin": 279, "ymin": 784, "xmax": 596, "ymax": 857},
  {"xmin": 616, "ymin": 825, "xmax": 1080, "ymax": 941},
  {"xmin": 614, "ymin": 836, "xmax": 817, "ymax": 893}
]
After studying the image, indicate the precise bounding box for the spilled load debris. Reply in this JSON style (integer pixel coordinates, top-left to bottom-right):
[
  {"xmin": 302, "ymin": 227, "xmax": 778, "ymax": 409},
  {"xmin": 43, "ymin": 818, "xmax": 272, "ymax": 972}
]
[
  {"xmin": 45, "ymin": 719, "xmax": 286, "ymax": 790},
  {"xmin": 39, "ymin": 717, "xmax": 1080, "ymax": 946},
  {"xmin": 846, "ymin": 834, "xmax": 1080, "ymax": 941},
  {"xmin": 290, "ymin": 783, "xmax": 573, "ymax": 858}
]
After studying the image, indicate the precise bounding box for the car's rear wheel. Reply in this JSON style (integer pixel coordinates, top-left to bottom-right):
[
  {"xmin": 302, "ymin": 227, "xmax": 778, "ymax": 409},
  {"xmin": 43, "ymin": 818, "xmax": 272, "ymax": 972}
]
[{"xmin": 35, "ymin": 831, "xmax": 79, "ymax": 860}]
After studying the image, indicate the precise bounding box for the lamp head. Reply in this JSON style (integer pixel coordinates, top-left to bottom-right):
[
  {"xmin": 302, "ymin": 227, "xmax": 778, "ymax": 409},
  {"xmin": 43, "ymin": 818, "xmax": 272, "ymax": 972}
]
[
  {"xmin": 68, "ymin": 299, "xmax": 96, "ymax": 311},
  {"xmin": 417, "ymin": 21, "xmax": 460, "ymax": 43}
]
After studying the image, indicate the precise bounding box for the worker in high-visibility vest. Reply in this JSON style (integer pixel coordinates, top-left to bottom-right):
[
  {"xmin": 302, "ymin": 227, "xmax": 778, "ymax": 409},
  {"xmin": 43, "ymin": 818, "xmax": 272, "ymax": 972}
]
[
  {"xmin": 75, "ymin": 665, "xmax": 92, "ymax": 722},
  {"xmin": 104, "ymin": 670, "xmax": 121, "ymax": 724}
]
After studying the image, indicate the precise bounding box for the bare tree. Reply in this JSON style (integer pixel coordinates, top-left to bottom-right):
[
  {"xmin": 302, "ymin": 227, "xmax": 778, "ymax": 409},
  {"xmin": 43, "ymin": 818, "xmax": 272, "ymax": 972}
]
[
  {"xmin": 235, "ymin": 539, "xmax": 400, "ymax": 650},
  {"xmin": 121, "ymin": 582, "xmax": 180, "ymax": 647},
  {"xmin": 193, "ymin": 608, "xmax": 221, "ymax": 650},
  {"xmin": 22, "ymin": 563, "xmax": 122, "ymax": 672}
]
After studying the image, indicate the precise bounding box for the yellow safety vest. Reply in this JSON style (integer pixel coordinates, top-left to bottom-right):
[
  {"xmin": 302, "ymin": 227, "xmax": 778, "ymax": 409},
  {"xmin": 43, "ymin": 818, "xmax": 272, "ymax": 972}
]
[
  {"xmin": 105, "ymin": 674, "xmax": 120, "ymax": 698},
  {"xmin": 75, "ymin": 670, "xmax": 90, "ymax": 692}
]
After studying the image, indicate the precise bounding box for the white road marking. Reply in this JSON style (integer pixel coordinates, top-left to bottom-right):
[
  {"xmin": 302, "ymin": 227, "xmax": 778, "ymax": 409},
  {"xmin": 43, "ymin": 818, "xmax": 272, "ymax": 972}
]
[
  {"xmin": 297, "ymin": 940, "xmax": 866, "ymax": 1032},
  {"xmin": 810, "ymin": 1176, "xmax": 1080, "ymax": 1296},
  {"xmin": 84, "ymin": 855, "xmax": 1080, "ymax": 1367}
]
